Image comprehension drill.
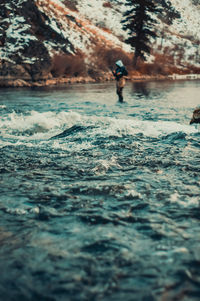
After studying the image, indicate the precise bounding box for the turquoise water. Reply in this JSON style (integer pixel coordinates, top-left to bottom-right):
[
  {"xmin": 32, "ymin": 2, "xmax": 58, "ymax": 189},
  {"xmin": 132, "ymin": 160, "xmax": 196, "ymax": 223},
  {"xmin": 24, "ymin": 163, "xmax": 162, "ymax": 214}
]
[{"xmin": 0, "ymin": 80, "xmax": 200, "ymax": 301}]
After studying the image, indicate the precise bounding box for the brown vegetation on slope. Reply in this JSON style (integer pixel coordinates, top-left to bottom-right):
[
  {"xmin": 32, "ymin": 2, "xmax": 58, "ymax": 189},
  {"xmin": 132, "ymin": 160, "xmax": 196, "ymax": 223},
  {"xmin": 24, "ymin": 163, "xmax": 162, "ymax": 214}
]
[{"xmin": 1, "ymin": 0, "xmax": 200, "ymax": 87}]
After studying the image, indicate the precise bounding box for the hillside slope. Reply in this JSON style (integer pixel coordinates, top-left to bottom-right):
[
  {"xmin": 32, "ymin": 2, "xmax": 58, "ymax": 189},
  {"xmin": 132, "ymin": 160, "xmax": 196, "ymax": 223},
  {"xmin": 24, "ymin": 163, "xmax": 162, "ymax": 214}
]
[{"xmin": 0, "ymin": 0, "xmax": 200, "ymax": 86}]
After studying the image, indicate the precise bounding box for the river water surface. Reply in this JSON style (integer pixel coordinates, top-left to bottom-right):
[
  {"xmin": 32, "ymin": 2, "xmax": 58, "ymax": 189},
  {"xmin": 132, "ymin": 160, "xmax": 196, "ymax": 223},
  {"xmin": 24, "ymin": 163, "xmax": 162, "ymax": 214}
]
[{"xmin": 0, "ymin": 80, "xmax": 200, "ymax": 301}]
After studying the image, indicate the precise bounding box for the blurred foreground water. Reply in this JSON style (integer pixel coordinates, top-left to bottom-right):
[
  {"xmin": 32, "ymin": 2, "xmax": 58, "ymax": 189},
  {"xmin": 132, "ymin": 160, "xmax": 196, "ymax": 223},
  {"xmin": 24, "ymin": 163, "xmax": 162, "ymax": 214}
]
[{"xmin": 0, "ymin": 80, "xmax": 200, "ymax": 301}]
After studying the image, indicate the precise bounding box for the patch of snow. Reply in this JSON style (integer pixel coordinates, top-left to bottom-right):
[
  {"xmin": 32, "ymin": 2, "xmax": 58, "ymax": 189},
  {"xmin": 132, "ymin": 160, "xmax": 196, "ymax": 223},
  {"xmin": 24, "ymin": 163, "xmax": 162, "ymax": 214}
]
[
  {"xmin": 6, "ymin": 16, "xmax": 37, "ymax": 46},
  {"xmin": 20, "ymin": 55, "xmax": 38, "ymax": 64},
  {"xmin": 5, "ymin": 3, "xmax": 12, "ymax": 10},
  {"xmin": 1, "ymin": 0, "xmax": 200, "ymax": 69},
  {"xmin": 0, "ymin": 13, "xmax": 38, "ymax": 63},
  {"xmin": 172, "ymin": 0, "xmax": 200, "ymax": 39},
  {"xmin": 77, "ymin": 0, "xmax": 127, "ymax": 38},
  {"xmin": 37, "ymin": 0, "xmax": 131, "ymax": 55},
  {"xmin": 45, "ymin": 19, "xmax": 62, "ymax": 35},
  {"xmin": 0, "ymin": 51, "xmax": 15, "ymax": 63},
  {"xmin": 16, "ymin": 0, "xmax": 27, "ymax": 7}
]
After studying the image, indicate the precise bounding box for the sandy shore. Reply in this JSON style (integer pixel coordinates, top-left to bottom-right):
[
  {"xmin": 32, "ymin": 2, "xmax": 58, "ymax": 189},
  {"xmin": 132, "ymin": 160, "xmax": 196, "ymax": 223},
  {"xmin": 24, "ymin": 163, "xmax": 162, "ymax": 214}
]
[{"xmin": 0, "ymin": 73, "xmax": 200, "ymax": 88}]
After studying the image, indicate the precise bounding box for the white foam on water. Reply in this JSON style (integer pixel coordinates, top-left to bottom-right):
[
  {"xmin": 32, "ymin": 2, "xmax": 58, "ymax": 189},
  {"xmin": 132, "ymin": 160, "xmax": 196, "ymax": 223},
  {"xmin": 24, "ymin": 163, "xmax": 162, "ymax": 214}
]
[
  {"xmin": 88, "ymin": 116, "xmax": 198, "ymax": 140},
  {"xmin": 0, "ymin": 110, "xmax": 198, "ymax": 145},
  {"xmin": 123, "ymin": 119, "xmax": 197, "ymax": 137},
  {"xmin": 170, "ymin": 192, "xmax": 199, "ymax": 208},
  {"xmin": 51, "ymin": 139, "xmax": 94, "ymax": 152},
  {"xmin": 92, "ymin": 156, "xmax": 120, "ymax": 174},
  {"xmin": 0, "ymin": 110, "xmax": 83, "ymax": 139},
  {"xmin": 125, "ymin": 189, "xmax": 142, "ymax": 200},
  {"xmin": 5, "ymin": 206, "xmax": 40, "ymax": 215},
  {"xmin": 0, "ymin": 140, "xmax": 37, "ymax": 149}
]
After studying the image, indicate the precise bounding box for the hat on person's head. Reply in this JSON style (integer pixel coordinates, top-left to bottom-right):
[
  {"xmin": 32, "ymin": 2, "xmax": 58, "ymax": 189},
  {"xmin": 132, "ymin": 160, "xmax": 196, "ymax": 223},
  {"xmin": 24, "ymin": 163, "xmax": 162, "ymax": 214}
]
[{"xmin": 115, "ymin": 60, "xmax": 123, "ymax": 67}]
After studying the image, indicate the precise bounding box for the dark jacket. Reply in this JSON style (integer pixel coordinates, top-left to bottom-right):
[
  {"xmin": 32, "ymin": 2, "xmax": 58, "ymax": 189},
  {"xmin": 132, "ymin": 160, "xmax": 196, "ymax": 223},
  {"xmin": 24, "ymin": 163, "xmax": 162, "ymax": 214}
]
[{"xmin": 113, "ymin": 66, "xmax": 128, "ymax": 80}]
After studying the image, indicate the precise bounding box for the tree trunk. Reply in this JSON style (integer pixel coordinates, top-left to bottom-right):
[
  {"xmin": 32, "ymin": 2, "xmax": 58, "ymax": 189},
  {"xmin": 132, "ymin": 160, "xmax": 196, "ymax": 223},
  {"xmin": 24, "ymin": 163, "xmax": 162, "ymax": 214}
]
[{"xmin": 133, "ymin": 50, "xmax": 139, "ymax": 69}]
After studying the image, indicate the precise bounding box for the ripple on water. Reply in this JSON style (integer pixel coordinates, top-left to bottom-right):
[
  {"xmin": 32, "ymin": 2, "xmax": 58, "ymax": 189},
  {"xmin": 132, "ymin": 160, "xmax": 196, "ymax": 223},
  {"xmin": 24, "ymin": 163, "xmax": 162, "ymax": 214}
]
[{"xmin": 0, "ymin": 82, "xmax": 200, "ymax": 301}]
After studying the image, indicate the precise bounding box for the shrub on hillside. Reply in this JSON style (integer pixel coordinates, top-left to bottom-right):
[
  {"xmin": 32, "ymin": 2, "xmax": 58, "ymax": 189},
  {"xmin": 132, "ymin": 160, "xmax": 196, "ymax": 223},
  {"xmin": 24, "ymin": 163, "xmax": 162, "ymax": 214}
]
[
  {"xmin": 133, "ymin": 51, "xmax": 174, "ymax": 75},
  {"xmin": 92, "ymin": 46, "xmax": 132, "ymax": 72},
  {"xmin": 50, "ymin": 53, "xmax": 86, "ymax": 77},
  {"xmin": 62, "ymin": 0, "xmax": 78, "ymax": 11},
  {"xmin": 185, "ymin": 64, "xmax": 200, "ymax": 74},
  {"xmin": 137, "ymin": 61, "xmax": 169, "ymax": 75},
  {"xmin": 103, "ymin": 2, "xmax": 112, "ymax": 8}
]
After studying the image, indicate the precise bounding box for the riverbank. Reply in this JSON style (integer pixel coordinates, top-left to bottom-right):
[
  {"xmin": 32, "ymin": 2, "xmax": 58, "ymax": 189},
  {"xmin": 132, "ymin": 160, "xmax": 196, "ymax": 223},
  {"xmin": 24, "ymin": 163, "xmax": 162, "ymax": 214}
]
[{"xmin": 0, "ymin": 73, "xmax": 200, "ymax": 88}]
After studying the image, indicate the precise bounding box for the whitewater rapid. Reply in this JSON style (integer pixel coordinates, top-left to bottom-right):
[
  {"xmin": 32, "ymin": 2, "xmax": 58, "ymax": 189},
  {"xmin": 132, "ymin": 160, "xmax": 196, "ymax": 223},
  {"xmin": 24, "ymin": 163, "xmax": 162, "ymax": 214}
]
[{"xmin": 0, "ymin": 81, "xmax": 200, "ymax": 301}]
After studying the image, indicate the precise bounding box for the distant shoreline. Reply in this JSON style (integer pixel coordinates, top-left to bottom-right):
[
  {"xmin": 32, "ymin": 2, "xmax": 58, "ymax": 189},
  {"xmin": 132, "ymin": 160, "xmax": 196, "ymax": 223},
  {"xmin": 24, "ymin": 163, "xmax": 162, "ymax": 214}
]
[{"xmin": 0, "ymin": 73, "xmax": 200, "ymax": 88}]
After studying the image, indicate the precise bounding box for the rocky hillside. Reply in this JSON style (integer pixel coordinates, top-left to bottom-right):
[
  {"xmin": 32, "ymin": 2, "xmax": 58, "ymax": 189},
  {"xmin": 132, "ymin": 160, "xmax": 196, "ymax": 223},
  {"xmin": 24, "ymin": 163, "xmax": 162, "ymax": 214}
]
[{"xmin": 0, "ymin": 0, "xmax": 200, "ymax": 87}]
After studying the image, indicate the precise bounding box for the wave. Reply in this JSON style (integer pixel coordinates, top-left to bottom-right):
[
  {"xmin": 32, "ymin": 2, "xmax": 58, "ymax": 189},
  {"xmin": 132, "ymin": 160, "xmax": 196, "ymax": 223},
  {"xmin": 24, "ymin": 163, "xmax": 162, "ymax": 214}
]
[
  {"xmin": 50, "ymin": 124, "xmax": 97, "ymax": 140},
  {"xmin": 0, "ymin": 110, "xmax": 83, "ymax": 139},
  {"xmin": 0, "ymin": 110, "xmax": 198, "ymax": 143}
]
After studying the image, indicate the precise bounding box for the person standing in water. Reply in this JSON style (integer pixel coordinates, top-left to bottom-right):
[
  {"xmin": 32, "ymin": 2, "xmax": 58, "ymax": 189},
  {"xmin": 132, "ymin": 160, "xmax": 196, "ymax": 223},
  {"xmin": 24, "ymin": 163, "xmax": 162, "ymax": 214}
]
[{"xmin": 112, "ymin": 60, "xmax": 128, "ymax": 102}]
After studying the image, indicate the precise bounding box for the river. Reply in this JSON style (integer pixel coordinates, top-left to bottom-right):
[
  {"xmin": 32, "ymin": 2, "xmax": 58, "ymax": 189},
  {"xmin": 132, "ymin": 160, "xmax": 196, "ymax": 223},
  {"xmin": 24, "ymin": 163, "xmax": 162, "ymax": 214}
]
[{"xmin": 0, "ymin": 80, "xmax": 200, "ymax": 301}]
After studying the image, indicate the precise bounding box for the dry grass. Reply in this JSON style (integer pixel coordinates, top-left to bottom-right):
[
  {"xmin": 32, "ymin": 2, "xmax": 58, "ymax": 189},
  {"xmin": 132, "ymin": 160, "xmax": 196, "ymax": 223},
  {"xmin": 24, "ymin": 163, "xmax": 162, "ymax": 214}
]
[
  {"xmin": 102, "ymin": 2, "xmax": 113, "ymax": 8},
  {"xmin": 50, "ymin": 45, "xmax": 134, "ymax": 80},
  {"xmin": 184, "ymin": 64, "xmax": 200, "ymax": 74},
  {"xmin": 92, "ymin": 45, "xmax": 132, "ymax": 71},
  {"xmin": 62, "ymin": 0, "xmax": 78, "ymax": 11},
  {"xmin": 135, "ymin": 51, "xmax": 200, "ymax": 75},
  {"xmin": 50, "ymin": 49, "xmax": 200, "ymax": 79},
  {"xmin": 50, "ymin": 53, "xmax": 86, "ymax": 77}
]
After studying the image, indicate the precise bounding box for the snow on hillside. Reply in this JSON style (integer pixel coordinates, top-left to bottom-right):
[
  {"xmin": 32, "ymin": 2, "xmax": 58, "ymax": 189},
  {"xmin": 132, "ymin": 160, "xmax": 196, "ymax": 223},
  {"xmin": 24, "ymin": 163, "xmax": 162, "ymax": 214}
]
[
  {"xmin": 76, "ymin": 0, "xmax": 200, "ymax": 67},
  {"xmin": 155, "ymin": 0, "xmax": 200, "ymax": 68},
  {"xmin": 1, "ymin": 16, "xmax": 38, "ymax": 63},
  {"xmin": 0, "ymin": 0, "xmax": 132, "ymax": 83},
  {"xmin": 36, "ymin": 0, "xmax": 130, "ymax": 56},
  {"xmin": 172, "ymin": 0, "xmax": 200, "ymax": 39},
  {"xmin": 76, "ymin": 0, "xmax": 127, "ymax": 38},
  {"xmin": 76, "ymin": 0, "xmax": 200, "ymax": 42},
  {"xmin": 0, "ymin": 0, "xmax": 200, "ymax": 85}
]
